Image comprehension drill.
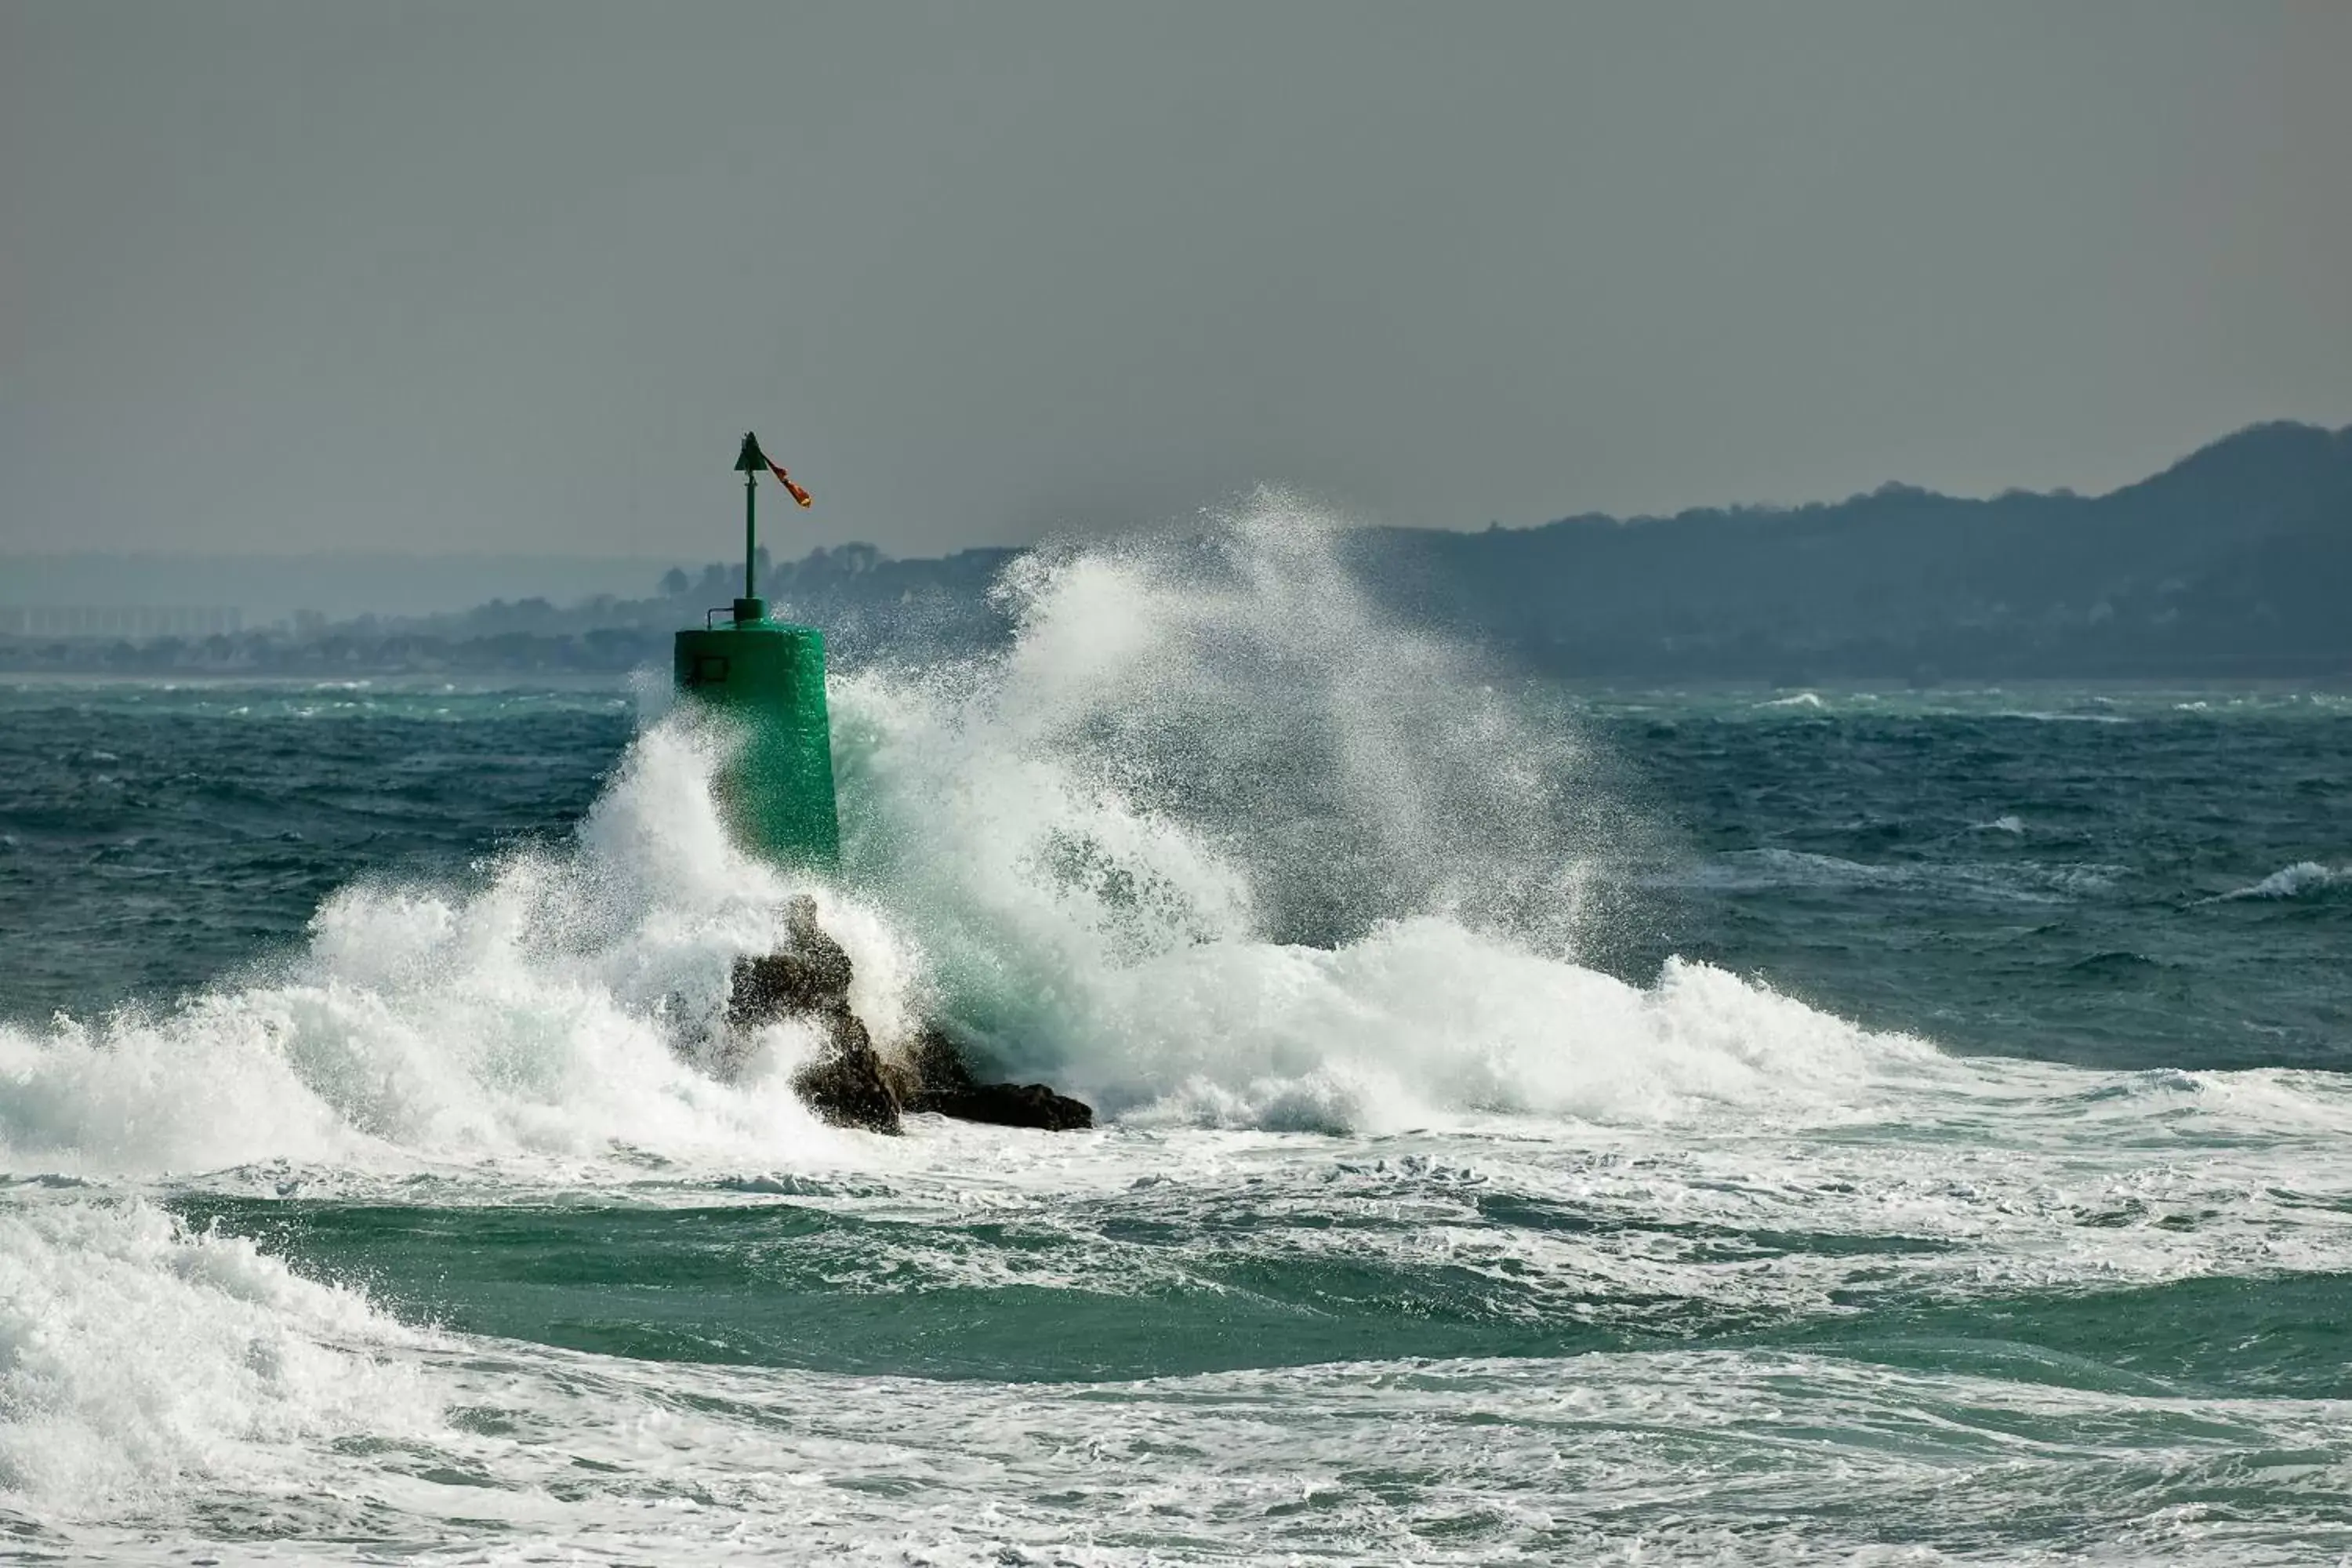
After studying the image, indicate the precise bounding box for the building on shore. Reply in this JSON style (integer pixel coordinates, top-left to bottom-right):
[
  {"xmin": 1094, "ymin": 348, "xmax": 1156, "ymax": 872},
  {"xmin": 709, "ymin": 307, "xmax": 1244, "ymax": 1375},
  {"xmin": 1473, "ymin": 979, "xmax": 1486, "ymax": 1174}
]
[{"xmin": 0, "ymin": 605, "xmax": 245, "ymax": 640}]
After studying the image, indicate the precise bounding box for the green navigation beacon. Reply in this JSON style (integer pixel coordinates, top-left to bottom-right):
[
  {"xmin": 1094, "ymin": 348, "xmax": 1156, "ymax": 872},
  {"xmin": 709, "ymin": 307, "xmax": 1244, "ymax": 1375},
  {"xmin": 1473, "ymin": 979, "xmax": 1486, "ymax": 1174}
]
[{"xmin": 673, "ymin": 432, "xmax": 840, "ymax": 869}]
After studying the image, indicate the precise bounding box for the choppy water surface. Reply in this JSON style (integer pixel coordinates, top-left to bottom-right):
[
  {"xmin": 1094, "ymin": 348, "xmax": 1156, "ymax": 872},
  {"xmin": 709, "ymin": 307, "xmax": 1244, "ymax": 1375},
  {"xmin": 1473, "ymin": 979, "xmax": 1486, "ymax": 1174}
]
[{"xmin": 2, "ymin": 517, "xmax": 2348, "ymax": 1563}]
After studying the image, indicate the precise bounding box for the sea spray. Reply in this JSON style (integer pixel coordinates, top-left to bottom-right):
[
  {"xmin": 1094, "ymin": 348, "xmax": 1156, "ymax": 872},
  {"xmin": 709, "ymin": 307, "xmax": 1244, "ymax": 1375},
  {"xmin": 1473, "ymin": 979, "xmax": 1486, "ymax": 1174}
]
[
  {"xmin": 0, "ymin": 497, "xmax": 1936, "ymax": 1169},
  {"xmin": 832, "ymin": 492, "xmax": 1654, "ymax": 1105}
]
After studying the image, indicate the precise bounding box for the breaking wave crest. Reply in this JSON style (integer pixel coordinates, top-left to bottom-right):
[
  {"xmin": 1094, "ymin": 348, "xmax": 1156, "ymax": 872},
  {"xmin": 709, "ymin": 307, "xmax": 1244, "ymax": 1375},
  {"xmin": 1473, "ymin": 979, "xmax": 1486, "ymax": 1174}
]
[
  {"xmin": 2202, "ymin": 861, "xmax": 2352, "ymax": 903},
  {"xmin": 0, "ymin": 1198, "xmax": 435, "ymax": 1517}
]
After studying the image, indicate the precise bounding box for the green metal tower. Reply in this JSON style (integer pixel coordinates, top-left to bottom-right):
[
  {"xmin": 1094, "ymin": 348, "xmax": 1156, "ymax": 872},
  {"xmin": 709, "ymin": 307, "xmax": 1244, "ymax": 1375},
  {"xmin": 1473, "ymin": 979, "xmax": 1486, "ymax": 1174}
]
[{"xmin": 673, "ymin": 433, "xmax": 840, "ymax": 869}]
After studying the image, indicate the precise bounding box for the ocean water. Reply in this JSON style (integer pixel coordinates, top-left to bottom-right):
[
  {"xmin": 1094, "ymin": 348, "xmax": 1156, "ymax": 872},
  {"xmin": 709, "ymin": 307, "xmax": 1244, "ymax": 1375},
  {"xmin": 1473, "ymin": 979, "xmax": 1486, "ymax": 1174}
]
[{"xmin": 2, "ymin": 511, "xmax": 2350, "ymax": 1563}]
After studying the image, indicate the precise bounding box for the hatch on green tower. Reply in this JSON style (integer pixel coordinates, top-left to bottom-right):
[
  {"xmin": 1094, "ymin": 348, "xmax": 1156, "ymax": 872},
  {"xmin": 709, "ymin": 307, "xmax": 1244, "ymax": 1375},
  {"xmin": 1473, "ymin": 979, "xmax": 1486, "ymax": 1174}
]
[{"xmin": 673, "ymin": 432, "xmax": 840, "ymax": 869}]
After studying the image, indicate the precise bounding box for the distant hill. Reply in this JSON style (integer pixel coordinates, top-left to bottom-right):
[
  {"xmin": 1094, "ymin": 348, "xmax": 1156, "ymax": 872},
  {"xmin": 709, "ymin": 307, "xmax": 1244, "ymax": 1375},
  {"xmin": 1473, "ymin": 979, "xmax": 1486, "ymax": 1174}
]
[
  {"xmin": 1348, "ymin": 420, "xmax": 2352, "ymax": 679},
  {"xmin": 5, "ymin": 423, "xmax": 2347, "ymax": 679}
]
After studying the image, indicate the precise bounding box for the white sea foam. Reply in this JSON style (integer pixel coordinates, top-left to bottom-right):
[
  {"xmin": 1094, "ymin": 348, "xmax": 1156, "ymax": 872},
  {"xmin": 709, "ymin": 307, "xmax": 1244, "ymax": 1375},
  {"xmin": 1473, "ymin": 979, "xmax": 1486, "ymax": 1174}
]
[
  {"xmin": 0, "ymin": 1198, "xmax": 437, "ymax": 1517},
  {"xmin": 16, "ymin": 1324, "xmax": 2352, "ymax": 1565},
  {"xmin": 2205, "ymin": 860, "xmax": 2350, "ymax": 902}
]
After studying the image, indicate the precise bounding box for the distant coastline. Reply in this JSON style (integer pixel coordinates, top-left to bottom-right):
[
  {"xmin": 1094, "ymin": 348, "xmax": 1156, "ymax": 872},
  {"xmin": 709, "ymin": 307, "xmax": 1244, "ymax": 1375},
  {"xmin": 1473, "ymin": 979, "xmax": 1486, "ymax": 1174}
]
[{"xmin": 5, "ymin": 421, "xmax": 2347, "ymax": 681}]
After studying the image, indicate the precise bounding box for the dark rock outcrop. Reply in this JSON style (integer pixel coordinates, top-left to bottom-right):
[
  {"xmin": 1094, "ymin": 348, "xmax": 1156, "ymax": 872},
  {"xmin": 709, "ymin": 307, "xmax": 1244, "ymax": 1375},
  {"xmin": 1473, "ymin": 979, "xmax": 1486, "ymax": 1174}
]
[
  {"xmin": 726, "ymin": 895, "xmax": 902, "ymax": 1134},
  {"xmin": 721, "ymin": 895, "xmax": 1092, "ymax": 1134},
  {"xmin": 898, "ymin": 1025, "xmax": 1094, "ymax": 1132},
  {"xmin": 787, "ymin": 1009, "xmax": 902, "ymax": 1135},
  {"xmin": 727, "ymin": 900, "xmax": 855, "ymax": 1023}
]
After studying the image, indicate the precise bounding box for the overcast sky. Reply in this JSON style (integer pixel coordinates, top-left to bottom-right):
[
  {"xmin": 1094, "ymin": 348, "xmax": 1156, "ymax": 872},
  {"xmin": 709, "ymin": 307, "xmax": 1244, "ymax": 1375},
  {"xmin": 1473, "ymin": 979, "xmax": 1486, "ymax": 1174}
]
[{"xmin": 3, "ymin": 2, "xmax": 2348, "ymax": 561}]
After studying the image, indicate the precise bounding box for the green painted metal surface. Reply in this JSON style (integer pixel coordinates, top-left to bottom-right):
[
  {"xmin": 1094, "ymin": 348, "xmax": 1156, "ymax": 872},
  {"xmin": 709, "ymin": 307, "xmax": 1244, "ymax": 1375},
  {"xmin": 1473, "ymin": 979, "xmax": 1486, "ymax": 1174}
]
[{"xmin": 674, "ymin": 612, "xmax": 840, "ymax": 869}]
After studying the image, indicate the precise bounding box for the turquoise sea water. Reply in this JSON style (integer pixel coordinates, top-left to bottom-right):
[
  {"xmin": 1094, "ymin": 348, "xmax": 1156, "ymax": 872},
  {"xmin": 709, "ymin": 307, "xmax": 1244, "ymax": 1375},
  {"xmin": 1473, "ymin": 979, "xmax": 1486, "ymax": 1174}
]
[{"xmin": 2, "ymin": 529, "xmax": 2349, "ymax": 1563}]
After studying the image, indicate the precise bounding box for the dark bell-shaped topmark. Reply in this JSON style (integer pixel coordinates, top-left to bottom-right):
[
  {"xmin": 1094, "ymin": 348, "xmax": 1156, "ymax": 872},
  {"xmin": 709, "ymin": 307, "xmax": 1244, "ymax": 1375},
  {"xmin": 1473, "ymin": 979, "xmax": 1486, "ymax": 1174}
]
[{"xmin": 735, "ymin": 430, "xmax": 769, "ymax": 473}]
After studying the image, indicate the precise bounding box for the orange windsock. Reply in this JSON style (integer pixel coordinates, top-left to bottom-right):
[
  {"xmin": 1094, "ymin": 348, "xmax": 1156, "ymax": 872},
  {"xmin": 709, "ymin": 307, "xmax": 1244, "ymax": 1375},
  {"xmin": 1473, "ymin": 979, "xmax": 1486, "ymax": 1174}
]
[{"xmin": 768, "ymin": 461, "xmax": 813, "ymax": 509}]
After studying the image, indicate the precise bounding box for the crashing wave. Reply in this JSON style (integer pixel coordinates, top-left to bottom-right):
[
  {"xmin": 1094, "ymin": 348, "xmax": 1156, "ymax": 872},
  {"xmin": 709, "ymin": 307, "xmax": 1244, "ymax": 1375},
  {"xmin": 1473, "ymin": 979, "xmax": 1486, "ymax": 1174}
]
[{"xmin": 0, "ymin": 495, "xmax": 1941, "ymax": 1174}]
